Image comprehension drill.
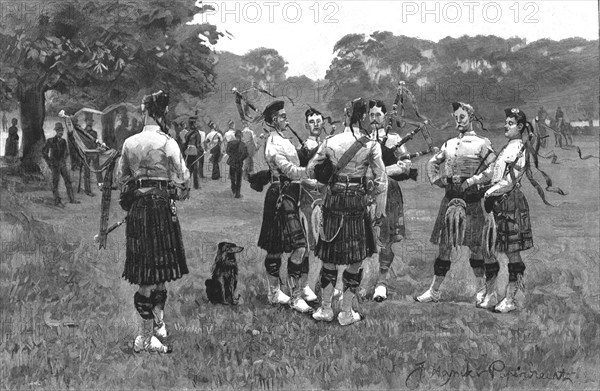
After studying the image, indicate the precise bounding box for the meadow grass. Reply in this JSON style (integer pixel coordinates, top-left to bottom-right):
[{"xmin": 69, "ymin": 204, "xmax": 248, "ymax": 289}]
[{"xmin": 0, "ymin": 135, "xmax": 598, "ymax": 390}]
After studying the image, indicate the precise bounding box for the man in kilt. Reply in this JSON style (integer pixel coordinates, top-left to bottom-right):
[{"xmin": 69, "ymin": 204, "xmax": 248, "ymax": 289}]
[
  {"xmin": 116, "ymin": 90, "xmax": 190, "ymax": 353},
  {"xmin": 464, "ymin": 108, "xmax": 545, "ymax": 313},
  {"xmin": 368, "ymin": 100, "xmax": 413, "ymax": 302},
  {"xmin": 296, "ymin": 107, "xmax": 328, "ymax": 303},
  {"xmin": 415, "ymin": 102, "xmax": 497, "ymax": 306},
  {"xmin": 306, "ymin": 98, "xmax": 388, "ymax": 325},
  {"xmin": 257, "ymin": 100, "xmax": 313, "ymax": 313}
]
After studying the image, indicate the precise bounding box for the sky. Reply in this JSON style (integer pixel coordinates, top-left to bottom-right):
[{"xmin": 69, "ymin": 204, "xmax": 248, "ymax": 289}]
[{"xmin": 193, "ymin": 0, "xmax": 599, "ymax": 79}]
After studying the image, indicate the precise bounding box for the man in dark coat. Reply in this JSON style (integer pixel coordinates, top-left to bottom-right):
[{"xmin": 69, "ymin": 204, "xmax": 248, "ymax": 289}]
[
  {"xmin": 226, "ymin": 130, "xmax": 248, "ymax": 198},
  {"xmin": 42, "ymin": 122, "xmax": 80, "ymax": 206}
]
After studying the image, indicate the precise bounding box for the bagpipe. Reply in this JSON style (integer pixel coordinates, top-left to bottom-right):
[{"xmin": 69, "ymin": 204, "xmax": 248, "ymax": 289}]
[
  {"xmin": 232, "ymin": 84, "xmax": 340, "ymax": 191},
  {"xmin": 378, "ymin": 81, "xmax": 438, "ymax": 181}
]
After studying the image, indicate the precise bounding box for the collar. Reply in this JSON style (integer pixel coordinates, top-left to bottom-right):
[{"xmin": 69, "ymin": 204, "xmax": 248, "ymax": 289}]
[
  {"xmin": 142, "ymin": 125, "xmax": 161, "ymax": 132},
  {"xmin": 507, "ymin": 139, "xmax": 523, "ymax": 147},
  {"xmin": 457, "ymin": 130, "xmax": 476, "ymax": 139}
]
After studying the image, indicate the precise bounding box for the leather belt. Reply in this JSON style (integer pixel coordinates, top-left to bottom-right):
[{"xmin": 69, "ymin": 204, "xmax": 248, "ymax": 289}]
[
  {"xmin": 135, "ymin": 179, "xmax": 169, "ymax": 189},
  {"xmin": 332, "ymin": 175, "xmax": 365, "ymax": 184},
  {"xmin": 446, "ymin": 176, "xmax": 469, "ymax": 185}
]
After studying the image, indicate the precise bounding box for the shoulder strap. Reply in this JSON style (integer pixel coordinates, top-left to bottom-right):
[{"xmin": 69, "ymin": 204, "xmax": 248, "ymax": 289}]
[{"xmin": 334, "ymin": 135, "xmax": 369, "ymax": 174}]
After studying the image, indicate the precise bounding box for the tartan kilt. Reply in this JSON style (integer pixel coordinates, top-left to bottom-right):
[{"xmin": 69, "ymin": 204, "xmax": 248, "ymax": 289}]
[
  {"xmin": 258, "ymin": 182, "xmax": 307, "ymax": 253},
  {"xmin": 430, "ymin": 185, "xmax": 485, "ymax": 248},
  {"xmin": 298, "ymin": 184, "xmax": 326, "ymax": 250},
  {"xmin": 493, "ymin": 188, "xmax": 533, "ymax": 253},
  {"xmin": 123, "ymin": 191, "xmax": 188, "ymax": 285},
  {"xmin": 316, "ymin": 184, "xmax": 375, "ymax": 265},
  {"xmin": 380, "ymin": 178, "xmax": 405, "ymax": 246}
]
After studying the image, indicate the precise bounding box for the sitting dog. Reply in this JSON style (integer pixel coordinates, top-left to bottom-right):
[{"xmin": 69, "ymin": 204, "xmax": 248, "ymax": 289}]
[{"xmin": 205, "ymin": 242, "xmax": 244, "ymax": 305}]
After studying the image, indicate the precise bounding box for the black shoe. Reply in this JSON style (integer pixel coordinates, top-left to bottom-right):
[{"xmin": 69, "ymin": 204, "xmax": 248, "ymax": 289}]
[
  {"xmin": 70, "ymin": 200, "xmax": 81, "ymax": 204},
  {"xmin": 85, "ymin": 191, "xmax": 96, "ymax": 197}
]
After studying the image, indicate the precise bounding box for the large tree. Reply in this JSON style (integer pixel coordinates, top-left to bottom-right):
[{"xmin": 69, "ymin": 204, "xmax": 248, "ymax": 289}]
[{"xmin": 0, "ymin": 0, "xmax": 222, "ymax": 172}]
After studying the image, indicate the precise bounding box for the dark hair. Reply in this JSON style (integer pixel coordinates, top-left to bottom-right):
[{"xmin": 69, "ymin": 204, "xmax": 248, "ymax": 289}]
[
  {"xmin": 304, "ymin": 107, "xmax": 323, "ymax": 122},
  {"xmin": 505, "ymin": 108, "xmax": 532, "ymax": 135},
  {"xmin": 349, "ymin": 98, "xmax": 368, "ymax": 126},
  {"xmin": 368, "ymin": 99, "xmax": 387, "ymax": 114},
  {"xmin": 142, "ymin": 90, "xmax": 169, "ymax": 132}
]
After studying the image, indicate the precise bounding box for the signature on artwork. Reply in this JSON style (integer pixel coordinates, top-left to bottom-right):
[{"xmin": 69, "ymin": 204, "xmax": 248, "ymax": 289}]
[{"xmin": 405, "ymin": 359, "xmax": 576, "ymax": 389}]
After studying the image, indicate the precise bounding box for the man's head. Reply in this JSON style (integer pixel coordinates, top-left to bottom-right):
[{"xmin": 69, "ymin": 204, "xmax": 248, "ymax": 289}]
[
  {"xmin": 263, "ymin": 100, "xmax": 287, "ymax": 131},
  {"xmin": 54, "ymin": 122, "xmax": 64, "ymax": 137},
  {"xmin": 141, "ymin": 90, "xmax": 169, "ymax": 124},
  {"xmin": 451, "ymin": 102, "xmax": 474, "ymax": 133},
  {"xmin": 11, "ymin": 118, "xmax": 17, "ymax": 125},
  {"xmin": 347, "ymin": 97, "xmax": 370, "ymax": 132},
  {"xmin": 304, "ymin": 107, "xmax": 324, "ymax": 137},
  {"xmin": 368, "ymin": 100, "xmax": 387, "ymax": 130}
]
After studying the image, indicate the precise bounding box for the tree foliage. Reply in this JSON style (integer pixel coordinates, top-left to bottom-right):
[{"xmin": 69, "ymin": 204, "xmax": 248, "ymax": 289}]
[{"xmin": 0, "ymin": 0, "xmax": 223, "ymax": 171}]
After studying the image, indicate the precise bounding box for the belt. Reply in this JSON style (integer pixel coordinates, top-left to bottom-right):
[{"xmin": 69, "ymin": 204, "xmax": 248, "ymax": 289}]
[
  {"xmin": 332, "ymin": 175, "xmax": 365, "ymax": 184},
  {"xmin": 271, "ymin": 174, "xmax": 291, "ymax": 184},
  {"xmin": 445, "ymin": 176, "xmax": 470, "ymax": 185},
  {"xmin": 135, "ymin": 179, "xmax": 170, "ymax": 190}
]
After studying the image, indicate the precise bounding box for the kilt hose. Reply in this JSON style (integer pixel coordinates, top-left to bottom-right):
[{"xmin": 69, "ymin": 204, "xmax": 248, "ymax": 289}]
[
  {"xmin": 123, "ymin": 190, "xmax": 188, "ymax": 285},
  {"xmin": 316, "ymin": 183, "xmax": 376, "ymax": 265},
  {"xmin": 493, "ymin": 188, "xmax": 533, "ymax": 253},
  {"xmin": 258, "ymin": 181, "xmax": 307, "ymax": 254},
  {"xmin": 430, "ymin": 184, "xmax": 485, "ymax": 248},
  {"xmin": 380, "ymin": 178, "xmax": 406, "ymax": 246}
]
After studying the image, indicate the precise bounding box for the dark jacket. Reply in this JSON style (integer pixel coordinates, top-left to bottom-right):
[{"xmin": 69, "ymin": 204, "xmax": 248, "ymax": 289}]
[
  {"xmin": 226, "ymin": 139, "xmax": 248, "ymax": 168},
  {"xmin": 42, "ymin": 136, "xmax": 68, "ymax": 166}
]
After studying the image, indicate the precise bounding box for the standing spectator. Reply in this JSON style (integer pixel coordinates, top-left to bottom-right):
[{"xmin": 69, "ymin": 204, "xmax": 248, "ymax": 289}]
[
  {"xmin": 2, "ymin": 112, "xmax": 7, "ymax": 132},
  {"xmin": 205, "ymin": 121, "xmax": 223, "ymax": 180},
  {"xmin": 5, "ymin": 118, "xmax": 19, "ymax": 162},
  {"xmin": 226, "ymin": 130, "xmax": 248, "ymax": 198},
  {"xmin": 183, "ymin": 122, "xmax": 205, "ymax": 190},
  {"xmin": 42, "ymin": 123, "xmax": 80, "ymax": 207}
]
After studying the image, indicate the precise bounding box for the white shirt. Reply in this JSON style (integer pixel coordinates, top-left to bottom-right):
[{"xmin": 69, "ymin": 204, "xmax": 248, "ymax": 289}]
[
  {"xmin": 467, "ymin": 139, "xmax": 526, "ymax": 197},
  {"xmin": 117, "ymin": 125, "xmax": 190, "ymax": 186},
  {"xmin": 264, "ymin": 131, "xmax": 306, "ymax": 181},
  {"xmin": 426, "ymin": 130, "xmax": 495, "ymax": 185}
]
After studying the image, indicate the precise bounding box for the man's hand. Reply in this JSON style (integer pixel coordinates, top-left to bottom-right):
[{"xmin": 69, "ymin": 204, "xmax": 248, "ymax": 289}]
[
  {"xmin": 460, "ymin": 179, "xmax": 472, "ymax": 193},
  {"xmin": 396, "ymin": 160, "xmax": 411, "ymax": 173}
]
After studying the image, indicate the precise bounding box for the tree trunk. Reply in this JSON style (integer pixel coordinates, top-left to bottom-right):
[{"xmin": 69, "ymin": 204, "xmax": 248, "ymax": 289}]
[{"xmin": 19, "ymin": 82, "xmax": 46, "ymax": 174}]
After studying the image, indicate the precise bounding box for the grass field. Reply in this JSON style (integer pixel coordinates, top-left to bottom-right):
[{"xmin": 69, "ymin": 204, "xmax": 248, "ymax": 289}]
[{"xmin": 0, "ymin": 132, "xmax": 598, "ymax": 390}]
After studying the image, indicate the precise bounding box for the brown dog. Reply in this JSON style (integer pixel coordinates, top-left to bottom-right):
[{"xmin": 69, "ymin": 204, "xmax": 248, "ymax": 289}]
[{"xmin": 205, "ymin": 242, "xmax": 244, "ymax": 305}]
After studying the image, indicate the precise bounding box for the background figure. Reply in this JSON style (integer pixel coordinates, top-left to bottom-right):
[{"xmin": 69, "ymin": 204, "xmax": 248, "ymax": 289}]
[
  {"xmin": 536, "ymin": 106, "xmax": 547, "ymax": 148},
  {"xmin": 69, "ymin": 116, "xmax": 95, "ymax": 196},
  {"xmin": 205, "ymin": 121, "xmax": 223, "ymax": 180},
  {"xmin": 554, "ymin": 106, "xmax": 565, "ymax": 147},
  {"xmin": 42, "ymin": 122, "xmax": 80, "ymax": 207},
  {"xmin": 5, "ymin": 118, "xmax": 19, "ymax": 162},
  {"xmin": 241, "ymin": 120, "xmax": 257, "ymax": 180},
  {"xmin": 84, "ymin": 119, "xmax": 103, "ymax": 186},
  {"xmin": 2, "ymin": 112, "xmax": 7, "ymax": 132},
  {"xmin": 226, "ymin": 130, "xmax": 248, "ymax": 198},
  {"xmin": 183, "ymin": 121, "xmax": 204, "ymax": 189}
]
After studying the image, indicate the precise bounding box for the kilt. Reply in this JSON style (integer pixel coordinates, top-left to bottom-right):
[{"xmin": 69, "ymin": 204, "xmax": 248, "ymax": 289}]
[
  {"xmin": 316, "ymin": 183, "xmax": 376, "ymax": 265},
  {"xmin": 123, "ymin": 190, "xmax": 188, "ymax": 285},
  {"xmin": 493, "ymin": 188, "xmax": 533, "ymax": 253},
  {"xmin": 257, "ymin": 181, "xmax": 307, "ymax": 253},
  {"xmin": 380, "ymin": 178, "xmax": 405, "ymax": 246},
  {"xmin": 430, "ymin": 184, "xmax": 485, "ymax": 248},
  {"xmin": 298, "ymin": 183, "xmax": 326, "ymax": 250}
]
